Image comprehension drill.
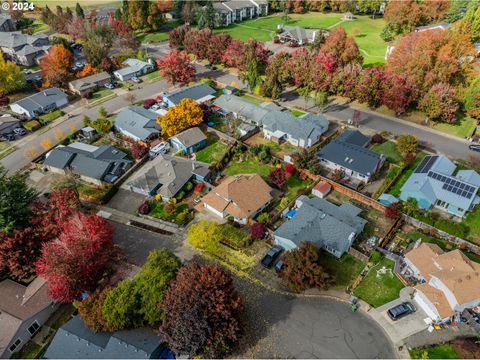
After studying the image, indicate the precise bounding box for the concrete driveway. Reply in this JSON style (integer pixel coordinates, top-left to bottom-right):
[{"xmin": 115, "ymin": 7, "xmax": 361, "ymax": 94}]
[{"xmin": 107, "ymin": 188, "xmax": 146, "ymax": 215}]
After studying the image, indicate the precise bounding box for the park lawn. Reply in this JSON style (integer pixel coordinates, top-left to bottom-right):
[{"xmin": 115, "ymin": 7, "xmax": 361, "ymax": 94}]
[
  {"xmin": 322, "ymin": 252, "xmax": 365, "ymax": 290},
  {"xmin": 88, "ymin": 88, "xmax": 116, "ymax": 105},
  {"xmin": 464, "ymin": 206, "xmax": 480, "ymax": 244},
  {"xmin": 239, "ymin": 93, "xmax": 264, "ymax": 104},
  {"xmin": 224, "ymin": 157, "xmax": 273, "ymax": 180},
  {"xmin": 195, "ymin": 139, "xmax": 229, "ymax": 163},
  {"xmin": 39, "ymin": 109, "xmax": 64, "ymax": 123},
  {"xmin": 389, "ymin": 152, "xmax": 427, "ymax": 197},
  {"xmin": 432, "ymin": 116, "xmax": 477, "ymax": 139},
  {"xmin": 353, "ymin": 256, "xmax": 404, "ymax": 308},
  {"xmin": 371, "ymin": 141, "xmax": 402, "ymax": 164},
  {"xmin": 214, "ymin": 24, "xmax": 273, "ymax": 42},
  {"xmin": 410, "ymin": 345, "xmax": 459, "ymax": 359},
  {"xmin": 137, "ymin": 31, "xmax": 169, "ymax": 43}
]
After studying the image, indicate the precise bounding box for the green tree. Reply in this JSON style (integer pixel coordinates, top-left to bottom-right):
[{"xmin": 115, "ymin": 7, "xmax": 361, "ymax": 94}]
[
  {"xmin": 82, "ymin": 23, "xmax": 114, "ymax": 66},
  {"xmin": 464, "ymin": 77, "xmax": 480, "ymax": 120},
  {"xmin": 103, "ymin": 249, "xmax": 181, "ymax": 330},
  {"xmin": 0, "ymin": 166, "xmax": 38, "ymax": 233},
  {"xmin": 187, "ymin": 219, "xmax": 222, "ymax": 254},
  {"xmin": 396, "ymin": 134, "xmax": 418, "ymax": 155},
  {"xmin": 197, "ymin": 2, "xmax": 220, "ymax": 29},
  {"xmin": 75, "ymin": 2, "xmax": 85, "ymax": 18},
  {"xmin": 445, "ymin": 0, "xmax": 470, "ymax": 22},
  {"xmin": 0, "ymin": 55, "xmax": 26, "ymax": 95},
  {"xmin": 98, "ymin": 106, "xmax": 108, "ymax": 117},
  {"xmin": 91, "ymin": 118, "xmax": 112, "ymax": 134}
]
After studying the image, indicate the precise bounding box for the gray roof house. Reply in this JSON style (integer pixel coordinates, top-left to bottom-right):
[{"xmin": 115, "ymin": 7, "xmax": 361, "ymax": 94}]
[
  {"xmin": 274, "ymin": 195, "xmax": 367, "ymax": 258},
  {"xmin": 170, "ymin": 127, "xmax": 208, "ymax": 154},
  {"xmin": 0, "ymin": 14, "xmax": 15, "ymax": 31},
  {"xmin": 214, "ymin": 94, "xmax": 269, "ymax": 125},
  {"xmin": 44, "ymin": 316, "xmax": 165, "ymax": 359},
  {"xmin": 0, "ymin": 277, "xmax": 57, "ymax": 358},
  {"xmin": 163, "ymin": 83, "xmax": 217, "ymax": 107},
  {"xmin": 113, "ymin": 58, "xmax": 154, "ymax": 81},
  {"xmin": 43, "ymin": 142, "xmax": 132, "ymax": 185},
  {"xmin": 278, "ymin": 26, "xmax": 318, "ymax": 45},
  {"xmin": 317, "ymin": 130, "xmax": 385, "ymax": 182},
  {"xmin": 126, "ymin": 154, "xmax": 211, "ymax": 200},
  {"xmin": 399, "ymin": 155, "xmax": 480, "ymax": 217},
  {"xmin": 0, "ymin": 31, "xmax": 50, "ymax": 66},
  {"xmin": 68, "ymin": 72, "xmax": 111, "ymax": 96},
  {"xmin": 10, "ymin": 88, "xmax": 68, "ymax": 119},
  {"xmin": 114, "ymin": 106, "xmax": 161, "ymax": 142},
  {"xmin": 0, "ymin": 115, "xmax": 21, "ymax": 135}
]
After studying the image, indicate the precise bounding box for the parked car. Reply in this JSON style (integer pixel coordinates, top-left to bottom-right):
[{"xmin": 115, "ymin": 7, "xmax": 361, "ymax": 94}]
[
  {"xmin": 274, "ymin": 259, "xmax": 284, "ymax": 273},
  {"xmin": 469, "ymin": 144, "xmax": 480, "ymax": 152},
  {"xmin": 149, "ymin": 141, "xmax": 170, "ymax": 159},
  {"xmin": 104, "ymin": 82, "xmax": 115, "ymax": 89},
  {"xmin": 387, "ymin": 302, "xmax": 416, "ymax": 321},
  {"xmin": 21, "ymin": 69, "xmax": 32, "ymax": 75},
  {"xmin": 75, "ymin": 62, "xmax": 85, "ymax": 68},
  {"xmin": 13, "ymin": 127, "xmax": 27, "ymax": 136},
  {"xmin": 131, "ymin": 76, "xmax": 142, "ymax": 83},
  {"xmin": 261, "ymin": 246, "xmax": 283, "ymax": 268},
  {"xmin": 0, "ymin": 133, "xmax": 15, "ymax": 141}
]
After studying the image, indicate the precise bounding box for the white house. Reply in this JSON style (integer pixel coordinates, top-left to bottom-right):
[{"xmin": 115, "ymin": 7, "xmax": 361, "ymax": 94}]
[{"xmin": 113, "ymin": 58, "xmax": 154, "ymax": 81}]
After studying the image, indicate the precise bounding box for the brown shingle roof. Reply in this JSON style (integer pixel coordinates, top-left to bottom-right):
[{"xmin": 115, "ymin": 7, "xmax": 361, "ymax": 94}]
[
  {"xmin": 405, "ymin": 243, "xmax": 444, "ymax": 279},
  {"xmin": 415, "ymin": 283, "xmax": 453, "ymax": 319},
  {"xmin": 202, "ymin": 174, "xmax": 273, "ymax": 218}
]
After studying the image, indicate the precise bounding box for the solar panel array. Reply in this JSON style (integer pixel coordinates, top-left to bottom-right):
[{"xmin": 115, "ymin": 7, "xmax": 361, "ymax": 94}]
[
  {"xmin": 427, "ymin": 171, "xmax": 477, "ymax": 199},
  {"xmin": 414, "ymin": 155, "xmax": 439, "ymax": 174}
]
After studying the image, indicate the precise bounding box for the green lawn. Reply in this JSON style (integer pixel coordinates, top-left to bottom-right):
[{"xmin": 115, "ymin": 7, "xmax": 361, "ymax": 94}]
[
  {"xmin": 137, "ymin": 31, "xmax": 170, "ymax": 43},
  {"xmin": 239, "ymin": 93, "xmax": 264, "ymax": 104},
  {"xmin": 432, "ymin": 115, "xmax": 477, "ymax": 139},
  {"xmin": 322, "ymin": 252, "xmax": 365, "ymax": 290},
  {"xmin": 464, "ymin": 206, "xmax": 480, "ymax": 243},
  {"xmin": 290, "ymin": 109, "xmax": 306, "ymax": 117},
  {"xmin": 224, "ymin": 157, "xmax": 273, "ymax": 180},
  {"xmin": 39, "ymin": 109, "xmax": 64, "ymax": 124},
  {"xmin": 410, "ymin": 345, "xmax": 459, "ymax": 359},
  {"xmin": 282, "ymin": 173, "xmax": 312, "ymax": 204},
  {"xmin": 149, "ymin": 202, "xmax": 193, "ymax": 225},
  {"xmin": 353, "ymin": 256, "xmax": 404, "ymax": 308},
  {"xmin": 31, "ymin": 19, "xmax": 49, "ymax": 33},
  {"xmin": 141, "ymin": 70, "xmax": 162, "ymax": 82},
  {"xmin": 88, "ymin": 88, "xmax": 116, "ymax": 106},
  {"xmin": 371, "ymin": 141, "xmax": 402, "ymax": 164},
  {"xmin": 195, "ymin": 139, "xmax": 229, "ymax": 163},
  {"xmin": 0, "ymin": 142, "xmax": 9, "ymax": 152},
  {"xmin": 389, "ymin": 152, "xmax": 427, "ymax": 197}
]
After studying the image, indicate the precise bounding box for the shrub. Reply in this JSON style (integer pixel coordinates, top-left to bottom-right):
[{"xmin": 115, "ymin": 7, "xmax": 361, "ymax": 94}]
[
  {"xmin": 404, "ymin": 152, "xmax": 415, "ymax": 164},
  {"xmin": 385, "ymin": 203, "xmax": 400, "ymax": 219},
  {"xmin": 82, "ymin": 91, "xmax": 93, "ymax": 99},
  {"xmin": 273, "ymin": 36, "xmax": 280, "ymax": 43},
  {"xmin": 164, "ymin": 203, "xmax": 175, "ymax": 213},
  {"xmin": 144, "ymin": 99, "xmax": 156, "ymax": 108},
  {"xmin": 185, "ymin": 182, "xmax": 194, "ymax": 191},
  {"xmin": 176, "ymin": 191, "xmax": 185, "ymax": 200},
  {"xmin": 285, "ymin": 163, "xmax": 296, "ymax": 175},
  {"xmin": 130, "ymin": 142, "xmax": 149, "ymax": 159},
  {"xmin": 250, "ymin": 222, "xmax": 267, "ymax": 240},
  {"xmin": 227, "ymin": 216, "xmax": 234, "ymax": 223},
  {"xmin": 0, "ymin": 93, "xmax": 10, "ymax": 106},
  {"xmin": 23, "ymin": 120, "xmax": 41, "ymax": 131},
  {"xmin": 138, "ymin": 201, "xmax": 150, "ymax": 215},
  {"xmin": 370, "ymin": 250, "xmax": 382, "ymax": 264},
  {"xmin": 194, "ymin": 183, "xmax": 204, "ymax": 193},
  {"xmin": 256, "ymin": 212, "xmax": 270, "ymax": 223},
  {"xmin": 371, "ymin": 134, "xmax": 384, "ymax": 144}
]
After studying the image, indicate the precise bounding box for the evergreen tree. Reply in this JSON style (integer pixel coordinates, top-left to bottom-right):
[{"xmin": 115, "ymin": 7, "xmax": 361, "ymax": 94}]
[{"xmin": 75, "ymin": 2, "xmax": 85, "ymax": 18}]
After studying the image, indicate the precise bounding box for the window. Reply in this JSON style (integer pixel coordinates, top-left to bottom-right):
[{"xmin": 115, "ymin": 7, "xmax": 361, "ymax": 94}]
[
  {"xmin": 9, "ymin": 338, "xmax": 22, "ymax": 353},
  {"xmin": 27, "ymin": 321, "xmax": 40, "ymax": 336}
]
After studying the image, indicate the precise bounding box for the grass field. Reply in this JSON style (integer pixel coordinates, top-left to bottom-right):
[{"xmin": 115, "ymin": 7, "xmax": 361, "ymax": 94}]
[
  {"xmin": 195, "ymin": 139, "xmax": 229, "ymax": 163},
  {"xmin": 353, "ymin": 256, "xmax": 404, "ymax": 308},
  {"xmin": 141, "ymin": 70, "xmax": 163, "ymax": 82},
  {"xmin": 137, "ymin": 31, "xmax": 170, "ymax": 43},
  {"xmin": 371, "ymin": 141, "xmax": 402, "ymax": 164},
  {"xmin": 410, "ymin": 345, "xmax": 459, "ymax": 359},
  {"xmin": 322, "ymin": 253, "xmax": 365, "ymax": 290},
  {"xmin": 432, "ymin": 115, "xmax": 477, "ymax": 139}
]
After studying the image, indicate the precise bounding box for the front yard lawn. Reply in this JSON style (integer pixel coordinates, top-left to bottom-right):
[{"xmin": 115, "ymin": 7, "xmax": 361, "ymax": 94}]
[
  {"xmin": 410, "ymin": 345, "xmax": 459, "ymax": 359},
  {"xmin": 141, "ymin": 70, "xmax": 162, "ymax": 82},
  {"xmin": 389, "ymin": 152, "xmax": 427, "ymax": 197},
  {"xmin": 224, "ymin": 157, "xmax": 273, "ymax": 180},
  {"xmin": 239, "ymin": 93, "xmax": 264, "ymax": 104},
  {"xmin": 39, "ymin": 109, "xmax": 64, "ymax": 124},
  {"xmin": 149, "ymin": 202, "xmax": 193, "ymax": 226},
  {"xmin": 353, "ymin": 256, "xmax": 404, "ymax": 308},
  {"xmin": 371, "ymin": 141, "xmax": 402, "ymax": 164},
  {"xmin": 88, "ymin": 88, "xmax": 116, "ymax": 106},
  {"xmin": 322, "ymin": 252, "xmax": 365, "ymax": 290},
  {"xmin": 432, "ymin": 115, "xmax": 477, "ymax": 139},
  {"xmin": 195, "ymin": 139, "xmax": 229, "ymax": 163}
]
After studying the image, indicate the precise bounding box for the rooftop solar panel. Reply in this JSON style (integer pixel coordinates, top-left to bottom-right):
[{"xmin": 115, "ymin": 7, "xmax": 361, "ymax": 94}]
[{"xmin": 415, "ymin": 156, "xmax": 438, "ymax": 174}]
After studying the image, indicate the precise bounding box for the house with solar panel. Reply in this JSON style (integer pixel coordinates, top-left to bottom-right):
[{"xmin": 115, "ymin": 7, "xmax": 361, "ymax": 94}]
[{"xmin": 399, "ymin": 155, "xmax": 480, "ymax": 217}]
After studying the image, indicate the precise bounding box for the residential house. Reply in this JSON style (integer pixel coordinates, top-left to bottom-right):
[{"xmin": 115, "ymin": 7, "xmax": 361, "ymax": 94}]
[
  {"xmin": 278, "ymin": 26, "xmax": 318, "ymax": 45},
  {"xmin": 216, "ymin": 0, "xmax": 267, "ymax": 25},
  {"xmin": 0, "ymin": 114, "xmax": 21, "ymax": 135},
  {"xmin": 0, "ymin": 277, "xmax": 58, "ymax": 358},
  {"xmin": 0, "ymin": 31, "xmax": 50, "ymax": 66},
  {"xmin": 113, "ymin": 58, "xmax": 154, "ymax": 81},
  {"xmin": 312, "ymin": 181, "xmax": 331, "ymax": 199},
  {"xmin": 68, "ymin": 72, "xmax": 112, "ymax": 96},
  {"xmin": 404, "ymin": 243, "xmax": 480, "ymax": 322},
  {"xmin": 44, "ymin": 316, "xmax": 165, "ymax": 359},
  {"xmin": 43, "ymin": 142, "xmax": 132, "ymax": 186},
  {"xmin": 317, "ymin": 130, "xmax": 385, "ymax": 182},
  {"xmin": 201, "ymin": 174, "xmax": 274, "ymax": 224},
  {"xmin": 170, "ymin": 127, "xmax": 207, "ymax": 154},
  {"xmin": 127, "ymin": 154, "xmax": 211, "ymax": 200},
  {"xmin": 162, "ymin": 83, "xmax": 217, "ymax": 108},
  {"xmin": 214, "ymin": 94, "xmax": 269, "ymax": 125},
  {"xmin": 114, "ymin": 106, "xmax": 161, "ymax": 142},
  {"xmin": 10, "ymin": 88, "xmax": 68, "ymax": 119},
  {"xmin": 274, "ymin": 195, "xmax": 367, "ymax": 258},
  {"xmin": 0, "ymin": 14, "xmax": 15, "ymax": 31},
  {"xmin": 399, "ymin": 155, "xmax": 480, "ymax": 217},
  {"xmin": 415, "ymin": 22, "xmax": 450, "ymax": 32}
]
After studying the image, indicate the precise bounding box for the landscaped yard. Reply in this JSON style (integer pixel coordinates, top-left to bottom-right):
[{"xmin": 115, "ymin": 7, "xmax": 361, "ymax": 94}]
[
  {"xmin": 432, "ymin": 115, "xmax": 477, "ymax": 139},
  {"xmin": 149, "ymin": 202, "xmax": 193, "ymax": 226},
  {"xmin": 322, "ymin": 252, "xmax": 365, "ymax": 290},
  {"xmin": 371, "ymin": 141, "xmax": 402, "ymax": 164},
  {"xmin": 389, "ymin": 152, "xmax": 427, "ymax": 196},
  {"xmin": 39, "ymin": 109, "xmax": 64, "ymax": 124},
  {"xmin": 224, "ymin": 156, "xmax": 273, "ymax": 180},
  {"xmin": 88, "ymin": 88, "xmax": 116, "ymax": 106},
  {"xmin": 137, "ymin": 31, "xmax": 170, "ymax": 42},
  {"xmin": 195, "ymin": 138, "xmax": 229, "ymax": 163},
  {"xmin": 462, "ymin": 206, "xmax": 480, "ymax": 245},
  {"xmin": 244, "ymin": 133, "xmax": 300, "ymax": 158},
  {"xmin": 410, "ymin": 345, "xmax": 459, "ymax": 359},
  {"xmin": 353, "ymin": 256, "xmax": 404, "ymax": 308},
  {"xmin": 279, "ymin": 173, "xmax": 313, "ymax": 205}
]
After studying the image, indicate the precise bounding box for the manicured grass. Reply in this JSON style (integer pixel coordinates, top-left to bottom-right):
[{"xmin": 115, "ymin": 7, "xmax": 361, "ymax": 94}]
[
  {"xmin": 239, "ymin": 93, "xmax": 264, "ymax": 104},
  {"xmin": 137, "ymin": 31, "xmax": 170, "ymax": 43},
  {"xmin": 195, "ymin": 139, "xmax": 229, "ymax": 163},
  {"xmin": 88, "ymin": 88, "xmax": 116, "ymax": 106},
  {"xmin": 464, "ymin": 206, "xmax": 480, "ymax": 243},
  {"xmin": 389, "ymin": 152, "xmax": 427, "ymax": 197},
  {"xmin": 322, "ymin": 252, "xmax": 365, "ymax": 290},
  {"xmin": 432, "ymin": 116, "xmax": 477, "ymax": 139},
  {"xmin": 149, "ymin": 202, "xmax": 193, "ymax": 225},
  {"xmin": 39, "ymin": 109, "xmax": 64, "ymax": 124},
  {"xmin": 410, "ymin": 345, "xmax": 459, "ymax": 359},
  {"xmin": 353, "ymin": 256, "xmax": 404, "ymax": 308},
  {"xmin": 142, "ymin": 70, "xmax": 162, "ymax": 82},
  {"xmin": 0, "ymin": 142, "xmax": 9, "ymax": 152},
  {"xmin": 371, "ymin": 141, "xmax": 402, "ymax": 164},
  {"xmin": 282, "ymin": 173, "xmax": 312, "ymax": 203},
  {"xmin": 224, "ymin": 157, "xmax": 273, "ymax": 180},
  {"xmin": 290, "ymin": 109, "xmax": 306, "ymax": 117}
]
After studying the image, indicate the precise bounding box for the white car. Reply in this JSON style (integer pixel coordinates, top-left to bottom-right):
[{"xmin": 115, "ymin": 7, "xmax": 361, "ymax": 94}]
[
  {"xmin": 131, "ymin": 76, "xmax": 142, "ymax": 83},
  {"xmin": 149, "ymin": 141, "xmax": 170, "ymax": 159},
  {"xmin": 75, "ymin": 62, "xmax": 84, "ymax": 68},
  {"xmin": 104, "ymin": 83, "xmax": 115, "ymax": 89},
  {"xmin": 151, "ymin": 104, "xmax": 160, "ymax": 110}
]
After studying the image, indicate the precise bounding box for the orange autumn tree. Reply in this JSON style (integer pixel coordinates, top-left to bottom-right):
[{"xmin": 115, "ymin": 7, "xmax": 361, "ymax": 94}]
[
  {"xmin": 157, "ymin": 98, "xmax": 204, "ymax": 137},
  {"xmin": 77, "ymin": 64, "xmax": 98, "ymax": 78},
  {"xmin": 40, "ymin": 44, "xmax": 73, "ymax": 88}
]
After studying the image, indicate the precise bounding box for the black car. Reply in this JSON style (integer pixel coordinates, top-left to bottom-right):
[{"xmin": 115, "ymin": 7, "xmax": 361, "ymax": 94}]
[
  {"xmin": 469, "ymin": 144, "xmax": 480, "ymax": 153},
  {"xmin": 387, "ymin": 302, "xmax": 416, "ymax": 321},
  {"xmin": 274, "ymin": 259, "xmax": 284, "ymax": 273},
  {"xmin": 0, "ymin": 133, "xmax": 15, "ymax": 141},
  {"xmin": 261, "ymin": 246, "xmax": 283, "ymax": 268}
]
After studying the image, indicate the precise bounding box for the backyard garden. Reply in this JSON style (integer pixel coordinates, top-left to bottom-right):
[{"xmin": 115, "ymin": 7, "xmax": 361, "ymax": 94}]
[{"xmin": 195, "ymin": 135, "xmax": 230, "ymax": 163}]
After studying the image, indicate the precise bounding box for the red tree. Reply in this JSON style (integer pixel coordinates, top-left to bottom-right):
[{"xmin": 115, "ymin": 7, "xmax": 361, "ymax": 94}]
[
  {"xmin": 156, "ymin": 50, "xmax": 195, "ymax": 84},
  {"xmin": 130, "ymin": 142, "xmax": 149, "ymax": 159},
  {"xmin": 285, "ymin": 163, "xmax": 296, "ymax": 175},
  {"xmin": 169, "ymin": 24, "xmax": 190, "ymax": 49},
  {"xmin": 67, "ymin": 17, "xmax": 86, "ymax": 41},
  {"xmin": 269, "ymin": 168, "xmax": 287, "ymax": 189},
  {"xmin": 286, "ymin": 47, "xmax": 314, "ymax": 87},
  {"xmin": 36, "ymin": 212, "xmax": 115, "ymax": 302},
  {"xmin": 321, "ymin": 28, "xmax": 363, "ymax": 66},
  {"xmin": 40, "ymin": 44, "xmax": 74, "ymax": 87},
  {"xmin": 330, "ymin": 63, "xmax": 362, "ymax": 98},
  {"xmin": 222, "ymin": 39, "xmax": 245, "ymax": 68},
  {"xmin": 382, "ymin": 72, "xmax": 418, "ymax": 115},
  {"xmin": 385, "ymin": 203, "xmax": 401, "ymax": 219},
  {"xmin": 355, "ymin": 66, "xmax": 386, "ymax": 108},
  {"xmin": 419, "ymin": 82, "xmax": 459, "ymax": 123},
  {"xmin": 206, "ymin": 33, "xmax": 231, "ymax": 65},
  {"xmin": 184, "ymin": 28, "xmax": 212, "ymax": 61},
  {"xmin": 250, "ymin": 222, "xmax": 267, "ymax": 240}
]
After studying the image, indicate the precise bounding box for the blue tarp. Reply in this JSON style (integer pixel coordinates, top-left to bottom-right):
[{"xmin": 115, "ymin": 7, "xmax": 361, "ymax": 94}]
[{"xmin": 286, "ymin": 209, "xmax": 297, "ymax": 219}]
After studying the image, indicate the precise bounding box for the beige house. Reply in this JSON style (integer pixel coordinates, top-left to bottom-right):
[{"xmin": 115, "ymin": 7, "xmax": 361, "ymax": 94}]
[
  {"xmin": 201, "ymin": 174, "xmax": 273, "ymax": 224},
  {"xmin": 68, "ymin": 72, "xmax": 111, "ymax": 96},
  {"xmin": 405, "ymin": 243, "xmax": 480, "ymax": 322}
]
